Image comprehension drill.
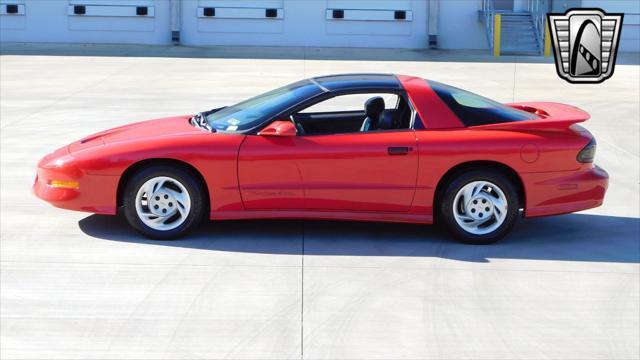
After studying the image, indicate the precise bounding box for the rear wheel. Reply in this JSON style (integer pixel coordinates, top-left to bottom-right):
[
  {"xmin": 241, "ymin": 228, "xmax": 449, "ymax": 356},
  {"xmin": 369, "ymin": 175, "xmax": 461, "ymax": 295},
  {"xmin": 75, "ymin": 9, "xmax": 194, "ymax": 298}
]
[
  {"xmin": 123, "ymin": 166, "xmax": 205, "ymax": 239},
  {"xmin": 440, "ymin": 170, "xmax": 519, "ymax": 244}
]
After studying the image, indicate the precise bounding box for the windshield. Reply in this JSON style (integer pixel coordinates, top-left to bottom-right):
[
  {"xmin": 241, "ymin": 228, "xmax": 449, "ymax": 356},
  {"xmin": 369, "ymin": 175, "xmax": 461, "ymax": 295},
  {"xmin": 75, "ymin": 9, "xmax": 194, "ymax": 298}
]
[
  {"xmin": 206, "ymin": 80, "xmax": 323, "ymax": 132},
  {"xmin": 428, "ymin": 80, "xmax": 537, "ymax": 126}
]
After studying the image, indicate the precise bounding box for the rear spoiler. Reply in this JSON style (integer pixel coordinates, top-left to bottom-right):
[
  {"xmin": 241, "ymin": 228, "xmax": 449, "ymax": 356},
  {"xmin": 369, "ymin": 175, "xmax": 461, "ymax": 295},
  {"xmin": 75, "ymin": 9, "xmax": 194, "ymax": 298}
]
[{"xmin": 474, "ymin": 102, "xmax": 590, "ymax": 131}]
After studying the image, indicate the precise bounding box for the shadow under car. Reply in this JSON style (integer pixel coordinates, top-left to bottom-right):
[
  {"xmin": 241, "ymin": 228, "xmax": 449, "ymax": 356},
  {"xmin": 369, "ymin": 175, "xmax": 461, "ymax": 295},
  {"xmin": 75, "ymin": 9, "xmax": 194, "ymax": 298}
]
[{"xmin": 78, "ymin": 213, "xmax": 640, "ymax": 264}]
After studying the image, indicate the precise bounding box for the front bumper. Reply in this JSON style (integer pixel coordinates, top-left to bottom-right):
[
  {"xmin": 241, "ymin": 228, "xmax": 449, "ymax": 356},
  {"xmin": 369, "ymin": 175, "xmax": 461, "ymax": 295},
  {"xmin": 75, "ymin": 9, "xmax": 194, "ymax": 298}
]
[
  {"xmin": 33, "ymin": 161, "xmax": 119, "ymax": 215},
  {"xmin": 523, "ymin": 165, "xmax": 609, "ymax": 218}
]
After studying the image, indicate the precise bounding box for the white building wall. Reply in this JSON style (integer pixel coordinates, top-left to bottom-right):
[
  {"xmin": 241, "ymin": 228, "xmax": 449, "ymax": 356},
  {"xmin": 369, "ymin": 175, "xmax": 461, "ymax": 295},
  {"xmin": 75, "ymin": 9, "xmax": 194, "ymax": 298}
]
[
  {"xmin": 0, "ymin": 0, "xmax": 427, "ymax": 48},
  {"xmin": 438, "ymin": 0, "xmax": 488, "ymax": 49},
  {"xmin": 0, "ymin": 0, "xmax": 171, "ymax": 44},
  {"xmin": 0, "ymin": 0, "xmax": 637, "ymax": 52},
  {"xmin": 582, "ymin": 0, "xmax": 640, "ymax": 52}
]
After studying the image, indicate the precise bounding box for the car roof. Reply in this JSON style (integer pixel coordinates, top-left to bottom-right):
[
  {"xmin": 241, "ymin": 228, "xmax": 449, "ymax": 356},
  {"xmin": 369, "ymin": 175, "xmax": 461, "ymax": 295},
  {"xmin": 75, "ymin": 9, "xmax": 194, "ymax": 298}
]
[{"xmin": 312, "ymin": 73, "xmax": 401, "ymax": 91}]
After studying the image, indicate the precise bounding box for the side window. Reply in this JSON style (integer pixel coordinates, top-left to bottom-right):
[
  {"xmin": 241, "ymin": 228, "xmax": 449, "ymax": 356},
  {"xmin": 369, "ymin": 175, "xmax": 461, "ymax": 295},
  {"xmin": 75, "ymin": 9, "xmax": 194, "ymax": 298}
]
[
  {"xmin": 428, "ymin": 80, "xmax": 537, "ymax": 126},
  {"xmin": 292, "ymin": 92, "xmax": 413, "ymax": 135},
  {"xmin": 300, "ymin": 93, "xmax": 399, "ymax": 113}
]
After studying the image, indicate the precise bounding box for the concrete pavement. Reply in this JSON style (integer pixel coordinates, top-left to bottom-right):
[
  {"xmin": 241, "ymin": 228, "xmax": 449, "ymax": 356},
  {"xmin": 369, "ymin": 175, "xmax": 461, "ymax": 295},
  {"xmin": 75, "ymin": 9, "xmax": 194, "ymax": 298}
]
[{"xmin": 1, "ymin": 45, "xmax": 639, "ymax": 359}]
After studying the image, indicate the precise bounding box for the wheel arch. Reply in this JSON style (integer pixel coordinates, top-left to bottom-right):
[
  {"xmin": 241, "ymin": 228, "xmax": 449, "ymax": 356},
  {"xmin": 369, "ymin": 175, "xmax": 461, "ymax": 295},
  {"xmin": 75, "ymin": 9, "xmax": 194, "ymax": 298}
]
[
  {"xmin": 116, "ymin": 158, "xmax": 210, "ymax": 212},
  {"xmin": 433, "ymin": 160, "xmax": 526, "ymax": 220}
]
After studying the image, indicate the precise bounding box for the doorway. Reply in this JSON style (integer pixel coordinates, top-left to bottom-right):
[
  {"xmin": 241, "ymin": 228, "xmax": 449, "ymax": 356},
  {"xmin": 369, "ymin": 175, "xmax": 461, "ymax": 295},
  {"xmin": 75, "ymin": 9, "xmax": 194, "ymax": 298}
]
[{"xmin": 494, "ymin": 0, "xmax": 514, "ymax": 10}]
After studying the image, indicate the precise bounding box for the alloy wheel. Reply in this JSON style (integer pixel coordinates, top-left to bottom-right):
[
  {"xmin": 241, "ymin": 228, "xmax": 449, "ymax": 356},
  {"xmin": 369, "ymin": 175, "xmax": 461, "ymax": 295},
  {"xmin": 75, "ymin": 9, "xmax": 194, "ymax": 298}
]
[{"xmin": 134, "ymin": 176, "xmax": 191, "ymax": 231}]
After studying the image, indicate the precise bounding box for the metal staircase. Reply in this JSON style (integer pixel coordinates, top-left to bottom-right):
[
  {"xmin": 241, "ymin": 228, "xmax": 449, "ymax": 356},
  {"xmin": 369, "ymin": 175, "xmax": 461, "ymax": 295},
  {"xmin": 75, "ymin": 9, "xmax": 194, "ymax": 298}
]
[
  {"xmin": 500, "ymin": 13, "xmax": 540, "ymax": 55},
  {"xmin": 480, "ymin": 0, "xmax": 549, "ymax": 56}
]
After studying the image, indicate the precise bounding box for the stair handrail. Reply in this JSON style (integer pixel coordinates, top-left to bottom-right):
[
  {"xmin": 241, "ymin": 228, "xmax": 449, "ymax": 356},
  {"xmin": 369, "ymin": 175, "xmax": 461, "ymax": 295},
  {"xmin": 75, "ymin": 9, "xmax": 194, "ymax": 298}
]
[
  {"xmin": 528, "ymin": 0, "xmax": 549, "ymax": 55},
  {"xmin": 481, "ymin": 0, "xmax": 496, "ymax": 52}
]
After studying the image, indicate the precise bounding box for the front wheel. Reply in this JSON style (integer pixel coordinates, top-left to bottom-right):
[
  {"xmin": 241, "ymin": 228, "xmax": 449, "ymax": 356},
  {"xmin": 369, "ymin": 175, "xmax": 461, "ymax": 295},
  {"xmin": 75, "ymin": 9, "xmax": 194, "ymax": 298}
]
[
  {"xmin": 440, "ymin": 170, "xmax": 519, "ymax": 244},
  {"xmin": 123, "ymin": 166, "xmax": 206, "ymax": 239}
]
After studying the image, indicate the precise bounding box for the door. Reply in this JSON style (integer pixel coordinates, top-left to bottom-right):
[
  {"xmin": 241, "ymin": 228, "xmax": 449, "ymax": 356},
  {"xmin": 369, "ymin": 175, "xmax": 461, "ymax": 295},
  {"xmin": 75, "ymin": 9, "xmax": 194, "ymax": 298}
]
[
  {"xmin": 295, "ymin": 130, "xmax": 418, "ymax": 212},
  {"xmin": 513, "ymin": 0, "xmax": 528, "ymax": 12},
  {"xmin": 494, "ymin": 0, "xmax": 514, "ymax": 10},
  {"xmin": 237, "ymin": 134, "xmax": 305, "ymax": 210},
  {"xmin": 238, "ymin": 130, "xmax": 418, "ymax": 212}
]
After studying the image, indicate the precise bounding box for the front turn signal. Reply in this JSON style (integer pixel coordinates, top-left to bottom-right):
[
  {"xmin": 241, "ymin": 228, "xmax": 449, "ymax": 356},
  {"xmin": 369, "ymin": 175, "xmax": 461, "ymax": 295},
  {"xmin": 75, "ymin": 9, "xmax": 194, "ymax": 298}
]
[{"xmin": 48, "ymin": 180, "xmax": 79, "ymax": 190}]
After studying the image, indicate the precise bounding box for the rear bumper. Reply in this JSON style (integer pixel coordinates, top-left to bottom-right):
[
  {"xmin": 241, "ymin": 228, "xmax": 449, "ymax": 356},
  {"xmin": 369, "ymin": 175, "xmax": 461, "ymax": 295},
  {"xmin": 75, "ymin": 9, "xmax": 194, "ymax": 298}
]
[
  {"xmin": 33, "ymin": 165, "xmax": 119, "ymax": 215},
  {"xmin": 523, "ymin": 165, "xmax": 608, "ymax": 218}
]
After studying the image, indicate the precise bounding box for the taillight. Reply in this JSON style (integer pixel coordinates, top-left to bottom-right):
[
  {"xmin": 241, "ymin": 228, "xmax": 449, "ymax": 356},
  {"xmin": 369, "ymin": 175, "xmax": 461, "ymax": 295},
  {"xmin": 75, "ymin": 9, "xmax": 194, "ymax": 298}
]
[{"xmin": 577, "ymin": 138, "xmax": 596, "ymax": 163}]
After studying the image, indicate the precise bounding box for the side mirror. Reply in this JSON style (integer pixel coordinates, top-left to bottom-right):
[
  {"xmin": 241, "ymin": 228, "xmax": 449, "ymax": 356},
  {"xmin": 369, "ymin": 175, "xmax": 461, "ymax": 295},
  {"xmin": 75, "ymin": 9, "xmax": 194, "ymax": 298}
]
[{"xmin": 257, "ymin": 120, "xmax": 297, "ymax": 137}]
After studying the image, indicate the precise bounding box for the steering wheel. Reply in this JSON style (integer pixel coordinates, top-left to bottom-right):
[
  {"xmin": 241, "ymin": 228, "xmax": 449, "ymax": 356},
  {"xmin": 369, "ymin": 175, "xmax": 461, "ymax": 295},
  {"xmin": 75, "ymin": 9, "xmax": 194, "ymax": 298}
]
[{"xmin": 289, "ymin": 115, "xmax": 305, "ymax": 135}]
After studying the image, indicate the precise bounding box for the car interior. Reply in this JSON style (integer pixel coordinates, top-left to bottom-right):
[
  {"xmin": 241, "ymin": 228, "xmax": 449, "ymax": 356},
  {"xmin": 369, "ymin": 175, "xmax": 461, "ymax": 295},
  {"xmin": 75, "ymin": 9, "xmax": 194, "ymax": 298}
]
[{"xmin": 290, "ymin": 93, "xmax": 414, "ymax": 135}]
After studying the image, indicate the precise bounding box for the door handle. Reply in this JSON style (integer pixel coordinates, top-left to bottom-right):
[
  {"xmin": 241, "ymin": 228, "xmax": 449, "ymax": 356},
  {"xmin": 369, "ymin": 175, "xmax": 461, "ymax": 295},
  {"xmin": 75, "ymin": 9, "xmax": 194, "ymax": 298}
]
[{"xmin": 387, "ymin": 146, "xmax": 411, "ymax": 155}]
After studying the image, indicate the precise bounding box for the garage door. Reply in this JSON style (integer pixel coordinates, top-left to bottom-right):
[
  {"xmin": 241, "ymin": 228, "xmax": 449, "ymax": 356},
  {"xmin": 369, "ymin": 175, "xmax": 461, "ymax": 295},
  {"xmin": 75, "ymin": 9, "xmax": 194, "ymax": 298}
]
[
  {"xmin": 0, "ymin": 0, "xmax": 171, "ymax": 44},
  {"xmin": 180, "ymin": 0, "xmax": 428, "ymax": 48},
  {"xmin": 0, "ymin": 0, "xmax": 170, "ymax": 44}
]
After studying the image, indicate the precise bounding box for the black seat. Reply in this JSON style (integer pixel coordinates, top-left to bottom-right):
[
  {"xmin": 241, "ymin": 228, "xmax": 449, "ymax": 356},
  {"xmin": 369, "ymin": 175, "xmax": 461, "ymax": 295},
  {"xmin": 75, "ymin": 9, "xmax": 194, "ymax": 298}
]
[
  {"xmin": 377, "ymin": 109, "xmax": 401, "ymax": 130},
  {"xmin": 360, "ymin": 97, "xmax": 385, "ymax": 132}
]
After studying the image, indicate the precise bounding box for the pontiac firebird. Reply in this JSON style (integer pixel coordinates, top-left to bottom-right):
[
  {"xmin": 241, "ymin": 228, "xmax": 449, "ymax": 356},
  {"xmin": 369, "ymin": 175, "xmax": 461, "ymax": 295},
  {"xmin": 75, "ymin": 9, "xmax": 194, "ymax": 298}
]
[{"xmin": 34, "ymin": 74, "xmax": 608, "ymax": 244}]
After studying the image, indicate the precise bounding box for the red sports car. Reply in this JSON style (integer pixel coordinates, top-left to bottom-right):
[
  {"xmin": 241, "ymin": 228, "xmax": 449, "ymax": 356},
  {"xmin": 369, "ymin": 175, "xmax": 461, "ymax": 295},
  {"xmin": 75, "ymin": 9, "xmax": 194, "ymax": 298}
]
[{"xmin": 34, "ymin": 74, "xmax": 608, "ymax": 244}]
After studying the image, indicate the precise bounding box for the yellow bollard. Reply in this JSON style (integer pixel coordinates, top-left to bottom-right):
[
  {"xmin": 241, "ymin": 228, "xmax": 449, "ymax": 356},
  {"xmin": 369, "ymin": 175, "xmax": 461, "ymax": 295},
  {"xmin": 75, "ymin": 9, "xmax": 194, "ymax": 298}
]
[
  {"xmin": 544, "ymin": 17, "xmax": 552, "ymax": 57},
  {"xmin": 493, "ymin": 14, "xmax": 501, "ymax": 57}
]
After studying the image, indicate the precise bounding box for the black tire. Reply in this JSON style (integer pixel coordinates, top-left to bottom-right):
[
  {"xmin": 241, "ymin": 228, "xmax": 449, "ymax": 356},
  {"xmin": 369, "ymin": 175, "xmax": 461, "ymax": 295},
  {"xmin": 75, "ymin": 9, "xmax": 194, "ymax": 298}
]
[
  {"xmin": 439, "ymin": 169, "xmax": 519, "ymax": 245},
  {"xmin": 123, "ymin": 165, "xmax": 206, "ymax": 240}
]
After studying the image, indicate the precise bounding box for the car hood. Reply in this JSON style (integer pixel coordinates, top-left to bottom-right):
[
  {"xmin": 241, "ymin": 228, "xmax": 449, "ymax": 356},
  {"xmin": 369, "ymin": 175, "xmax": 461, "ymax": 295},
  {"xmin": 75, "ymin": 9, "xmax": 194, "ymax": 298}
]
[{"xmin": 68, "ymin": 115, "xmax": 205, "ymax": 154}]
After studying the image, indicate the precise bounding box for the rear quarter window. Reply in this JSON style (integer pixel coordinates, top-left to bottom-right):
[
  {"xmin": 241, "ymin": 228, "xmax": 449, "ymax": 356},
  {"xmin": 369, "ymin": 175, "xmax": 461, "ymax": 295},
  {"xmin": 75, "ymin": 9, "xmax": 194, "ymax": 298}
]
[{"xmin": 428, "ymin": 80, "xmax": 537, "ymax": 126}]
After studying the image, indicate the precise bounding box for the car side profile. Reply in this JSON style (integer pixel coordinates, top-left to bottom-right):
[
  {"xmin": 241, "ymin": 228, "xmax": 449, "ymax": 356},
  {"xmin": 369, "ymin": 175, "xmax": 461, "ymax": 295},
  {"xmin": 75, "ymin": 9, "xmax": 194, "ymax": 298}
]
[{"xmin": 34, "ymin": 74, "xmax": 608, "ymax": 244}]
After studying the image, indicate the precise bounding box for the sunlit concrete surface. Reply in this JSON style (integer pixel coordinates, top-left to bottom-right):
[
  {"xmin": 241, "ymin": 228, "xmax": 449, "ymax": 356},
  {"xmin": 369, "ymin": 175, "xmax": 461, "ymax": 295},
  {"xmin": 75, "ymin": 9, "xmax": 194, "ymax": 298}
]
[{"xmin": 1, "ymin": 44, "xmax": 639, "ymax": 359}]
